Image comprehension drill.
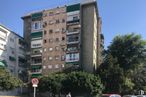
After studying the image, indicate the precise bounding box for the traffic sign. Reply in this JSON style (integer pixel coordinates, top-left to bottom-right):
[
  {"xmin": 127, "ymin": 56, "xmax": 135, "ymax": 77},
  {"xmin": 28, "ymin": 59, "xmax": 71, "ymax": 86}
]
[{"xmin": 31, "ymin": 78, "xmax": 39, "ymax": 85}]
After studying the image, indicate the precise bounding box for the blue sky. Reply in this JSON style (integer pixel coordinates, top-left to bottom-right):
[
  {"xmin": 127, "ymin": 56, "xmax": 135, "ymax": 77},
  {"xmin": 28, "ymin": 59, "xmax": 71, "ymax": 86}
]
[{"xmin": 0, "ymin": 0, "xmax": 146, "ymax": 48}]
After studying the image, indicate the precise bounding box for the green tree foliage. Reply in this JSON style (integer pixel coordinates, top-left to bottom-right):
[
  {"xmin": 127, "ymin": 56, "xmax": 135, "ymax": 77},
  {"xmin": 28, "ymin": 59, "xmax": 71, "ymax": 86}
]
[
  {"xmin": 98, "ymin": 33, "xmax": 146, "ymax": 94},
  {"xmin": 62, "ymin": 71, "xmax": 103, "ymax": 96},
  {"xmin": 38, "ymin": 73, "xmax": 66, "ymax": 96},
  {"xmin": 38, "ymin": 71, "xmax": 103, "ymax": 97},
  {"xmin": 107, "ymin": 33, "xmax": 146, "ymax": 72},
  {"xmin": 0, "ymin": 68, "xmax": 23, "ymax": 90}
]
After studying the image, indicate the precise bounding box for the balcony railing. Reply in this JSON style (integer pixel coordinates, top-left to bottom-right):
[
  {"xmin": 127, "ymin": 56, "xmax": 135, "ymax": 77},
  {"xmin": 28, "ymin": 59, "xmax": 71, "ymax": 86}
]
[
  {"xmin": 31, "ymin": 69, "xmax": 42, "ymax": 74},
  {"xmin": 31, "ymin": 62, "xmax": 42, "ymax": 66},
  {"xmin": 66, "ymin": 30, "xmax": 80, "ymax": 35},
  {"xmin": 31, "ymin": 53, "xmax": 42, "ymax": 57},
  {"xmin": 67, "ymin": 39, "xmax": 79, "ymax": 44}
]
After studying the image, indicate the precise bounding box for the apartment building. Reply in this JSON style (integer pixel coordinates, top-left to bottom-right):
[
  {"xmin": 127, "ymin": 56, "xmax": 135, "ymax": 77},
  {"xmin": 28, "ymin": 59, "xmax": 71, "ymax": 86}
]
[
  {"xmin": 0, "ymin": 24, "xmax": 27, "ymax": 82},
  {"xmin": 22, "ymin": 0, "xmax": 104, "ymax": 77}
]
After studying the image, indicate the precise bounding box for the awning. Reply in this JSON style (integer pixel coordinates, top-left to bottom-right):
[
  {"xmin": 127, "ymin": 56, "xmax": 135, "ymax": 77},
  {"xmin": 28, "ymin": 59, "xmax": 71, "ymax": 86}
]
[
  {"xmin": 0, "ymin": 61, "xmax": 5, "ymax": 67},
  {"xmin": 31, "ymin": 74, "xmax": 42, "ymax": 78}
]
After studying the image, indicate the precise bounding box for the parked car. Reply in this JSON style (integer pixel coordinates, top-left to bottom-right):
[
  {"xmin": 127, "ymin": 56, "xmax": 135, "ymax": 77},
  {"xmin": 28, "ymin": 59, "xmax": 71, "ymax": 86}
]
[
  {"xmin": 101, "ymin": 94, "xmax": 121, "ymax": 97},
  {"xmin": 123, "ymin": 95, "xmax": 137, "ymax": 97},
  {"xmin": 137, "ymin": 95, "xmax": 146, "ymax": 97}
]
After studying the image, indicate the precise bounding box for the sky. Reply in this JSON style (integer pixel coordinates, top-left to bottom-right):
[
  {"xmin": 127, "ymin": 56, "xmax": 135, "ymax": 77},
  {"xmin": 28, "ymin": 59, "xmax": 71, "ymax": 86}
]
[{"xmin": 0, "ymin": 0, "xmax": 146, "ymax": 48}]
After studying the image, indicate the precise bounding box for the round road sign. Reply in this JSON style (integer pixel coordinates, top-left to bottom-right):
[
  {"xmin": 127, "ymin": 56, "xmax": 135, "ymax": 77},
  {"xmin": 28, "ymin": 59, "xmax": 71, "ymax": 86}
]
[{"xmin": 31, "ymin": 78, "xmax": 39, "ymax": 85}]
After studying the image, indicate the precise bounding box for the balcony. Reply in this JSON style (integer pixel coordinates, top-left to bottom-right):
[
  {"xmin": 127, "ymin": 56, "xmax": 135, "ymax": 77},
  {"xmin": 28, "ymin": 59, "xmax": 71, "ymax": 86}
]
[
  {"xmin": 31, "ymin": 48, "xmax": 42, "ymax": 57},
  {"xmin": 31, "ymin": 69, "xmax": 42, "ymax": 74},
  {"xmin": 66, "ymin": 30, "xmax": 80, "ymax": 35},
  {"xmin": 31, "ymin": 53, "xmax": 42, "ymax": 57},
  {"xmin": 67, "ymin": 35, "xmax": 79, "ymax": 44},
  {"xmin": 67, "ymin": 19, "xmax": 80, "ymax": 25},
  {"xmin": 66, "ymin": 53, "xmax": 79, "ymax": 63},
  {"xmin": 66, "ymin": 45, "xmax": 79, "ymax": 53},
  {"xmin": 31, "ymin": 62, "xmax": 42, "ymax": 66}
]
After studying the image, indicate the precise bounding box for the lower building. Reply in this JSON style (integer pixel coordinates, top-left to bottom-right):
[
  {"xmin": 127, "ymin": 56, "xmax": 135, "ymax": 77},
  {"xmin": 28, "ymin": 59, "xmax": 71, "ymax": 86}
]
[{"xmin": 0, "ymin": 24, "xmax": 27, "ymax": 82}]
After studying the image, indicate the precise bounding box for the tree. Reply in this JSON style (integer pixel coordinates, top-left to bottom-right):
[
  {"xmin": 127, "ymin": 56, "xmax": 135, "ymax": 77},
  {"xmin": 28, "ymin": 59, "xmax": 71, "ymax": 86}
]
[
  {"xmin": 107, "ymin": 33, "xmax": 146, "ymax": 72},
  {"xmin": 62, "ymin": 71, "xmax": 103, "ymax": 97},
  {"xmin": 38, "ymin": 73, "xmax": 66, "ymax": 97},
  {"xmin": 0, "ymin": 68, "xmax": 23, "ymax": 90},
  {"xmin": 38, "ymin": 72, "xmax": 103, "ymax": 97},
  {"xmin": 98, "ymin": 33, "xmax": 146, "ymax": 94}
]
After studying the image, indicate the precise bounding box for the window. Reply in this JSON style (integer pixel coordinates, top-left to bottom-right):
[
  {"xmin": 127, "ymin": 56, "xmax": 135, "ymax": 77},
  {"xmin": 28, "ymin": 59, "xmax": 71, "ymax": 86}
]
[
  {"xmin": 49, "ymin": 47, "xmax": 53, "ymax": 51},
  {"xmin": 55, "ymin": 64, "xmax": 59, "ymax": 68},
  {"xmin": 12, "ymin": 51, "xmax": 15, "ymax": 54},
  {"xmin": 55, "ymin": 46, "xmax": 59, "ymax": 51},
  {"xmin": 73, "ymin": 16, "xmax": 78, "ymax": 20},
  {"xmin": 44, "ymin": 39, "xmax": 47, "ymax": 43},
  {"xmin": 43, "ymin": 57, "xmax": 46, "ymax": 60},
  {"xmin": 32, "ymin": 21, "xmax": 42, "ymax": 30},
  {"xmin": 49, "ymin": 20, "xmax": 54, "ymax": 25},
  {"xmin": 43, "ymin": 22, "xmax": 47, "ymax": 28},
  {"xmin": 49, "ymin": 39, "xmax": 53, "ymax": 43},
  {"xmin": 49, "ymin": 29, "xmax": 53, "ymax": 34},
  {"xmin": 62, "ymin": 28, "xmax": 66, "ymax": 33},
  {"xmin": 62, "ymin": 19, "xmax": 65, "ymax": 23},
  {"xmin": 48, "ymin": 56, "xmax": 53, "ymax": 61},
  {"xmin": 55, "ymin": 29, "xmax": 60, "ymax": 33},
  {"xmin": 55, "ymin": 11, "xmax": 60, "ymax": 14},
  {"xmin": 48, "ymin": 65, "xmax": 52, "ymax": 69},
  {"xmin": 56, "ymin": 19, "xmax": 60, "ymax": 24},
  {"xmin": 43, "ymin": 48, "xmax": 46, "ymax": 52},
  {"xmin": 55, "ymin": 55, "xmax": 59, "ymax": 60},
  {"xmin": 62, "ymin": 64, "xmax": 65, "ymax": 68},
  {"xmin": 49, "ymin": 12, "xmax": 54, "ymax": 16},
  {"xmin": 62, "ymin": 47, "xmax": 66, "ymax": 51},
  {"xmin": 0, "ymin": 37, "xmax": 5, "ymax": 41},
  {"xmin": 61, "ymin": 55, "xmax": 65, "ymax": 61},
  {"xmin": 55, "ymin": 38, "xmax": 59, "ymax": 42},
  {"xmin": 43, "ymin": 13, "xmax": 47, "ymax": 17},
  {"xmin": 66, "ymin": 53, "xmax": 79, "ymax": 62},
  {"xmin": 43, "ymin": 66, "xmax": 46, "ymax": 69},
  {"xmin": 10, "ymin": 38, "xmax": 14, "ymax": 42},
  {"xmin": 62, "ymin": 37, "xmax": 65, "ymax": 41},
  {"xmin": 44, "ymin": 30, "xmax": 47, "ymax": 35}
]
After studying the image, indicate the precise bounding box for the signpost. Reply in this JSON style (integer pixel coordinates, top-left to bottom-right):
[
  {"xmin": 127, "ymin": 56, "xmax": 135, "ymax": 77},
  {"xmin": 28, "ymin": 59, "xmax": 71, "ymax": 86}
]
[{"xmin": 31, "ymin": 78, "xmax": 39, "ymax": 97}]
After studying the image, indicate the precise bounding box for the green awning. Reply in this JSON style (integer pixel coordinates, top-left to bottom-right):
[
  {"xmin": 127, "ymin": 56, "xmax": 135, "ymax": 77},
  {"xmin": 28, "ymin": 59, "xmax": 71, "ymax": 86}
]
[
  {"xmin": 31, "ymin": 12, "xmax": 42, "ymax": 20},
  {"xmin": 31, "ymin": 65, "xmax": 42, "ymax": 69},
  {"xmin": 67, "ymin": 4, "xmax": 80, "ymax": 12},
  {"xmin": 66, "ymin": 61, "xmax": 79, "ymax": 65},
  {"xmin": 31, "ymin": 31, "xmax": 42, "ymax": 38},
  {"xmin": 31, "ymin": 73, "xmax": 42, "ymax": 78},
  {"xmin": 0, "ymin": 61, "xmax": 5, "ymax": 67}
]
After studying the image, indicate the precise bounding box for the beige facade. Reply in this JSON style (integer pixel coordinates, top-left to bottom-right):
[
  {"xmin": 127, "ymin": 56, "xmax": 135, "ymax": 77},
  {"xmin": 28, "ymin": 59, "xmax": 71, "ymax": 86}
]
[
  {"xmin": 22, "ymin": 0, "xmax": 103, "ymax": 77},
  {"xmin": 42, "ymin": 7, "xmax": 67, "ymax": 74}
]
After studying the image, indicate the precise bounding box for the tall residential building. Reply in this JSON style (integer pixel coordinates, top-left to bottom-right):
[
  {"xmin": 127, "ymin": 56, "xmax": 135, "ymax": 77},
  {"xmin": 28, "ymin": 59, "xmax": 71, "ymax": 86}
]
[
  {"xmin": 0, "ymin": 24, "xmax": 27, "ymax": 82},
  {"xmin": 22, "ymin": 0, "xmax": 104, "ymax": 77}
]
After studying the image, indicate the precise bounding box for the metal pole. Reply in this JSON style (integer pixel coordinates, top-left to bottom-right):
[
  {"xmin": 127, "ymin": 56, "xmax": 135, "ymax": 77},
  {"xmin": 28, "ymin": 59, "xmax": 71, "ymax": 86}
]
[{"xmin": 34, "ymin": 87, "xmax": 36, "ymax": 97}]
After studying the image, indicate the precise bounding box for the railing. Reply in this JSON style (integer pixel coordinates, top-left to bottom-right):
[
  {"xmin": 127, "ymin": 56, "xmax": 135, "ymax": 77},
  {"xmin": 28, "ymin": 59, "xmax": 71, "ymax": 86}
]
[
  {"xmin": 31, "ymin": 62, "xmax": 42, "ymax": 66},
  {"xmin": 66, "ymin": 30, "xmax": 80, "ymax": 35}
]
